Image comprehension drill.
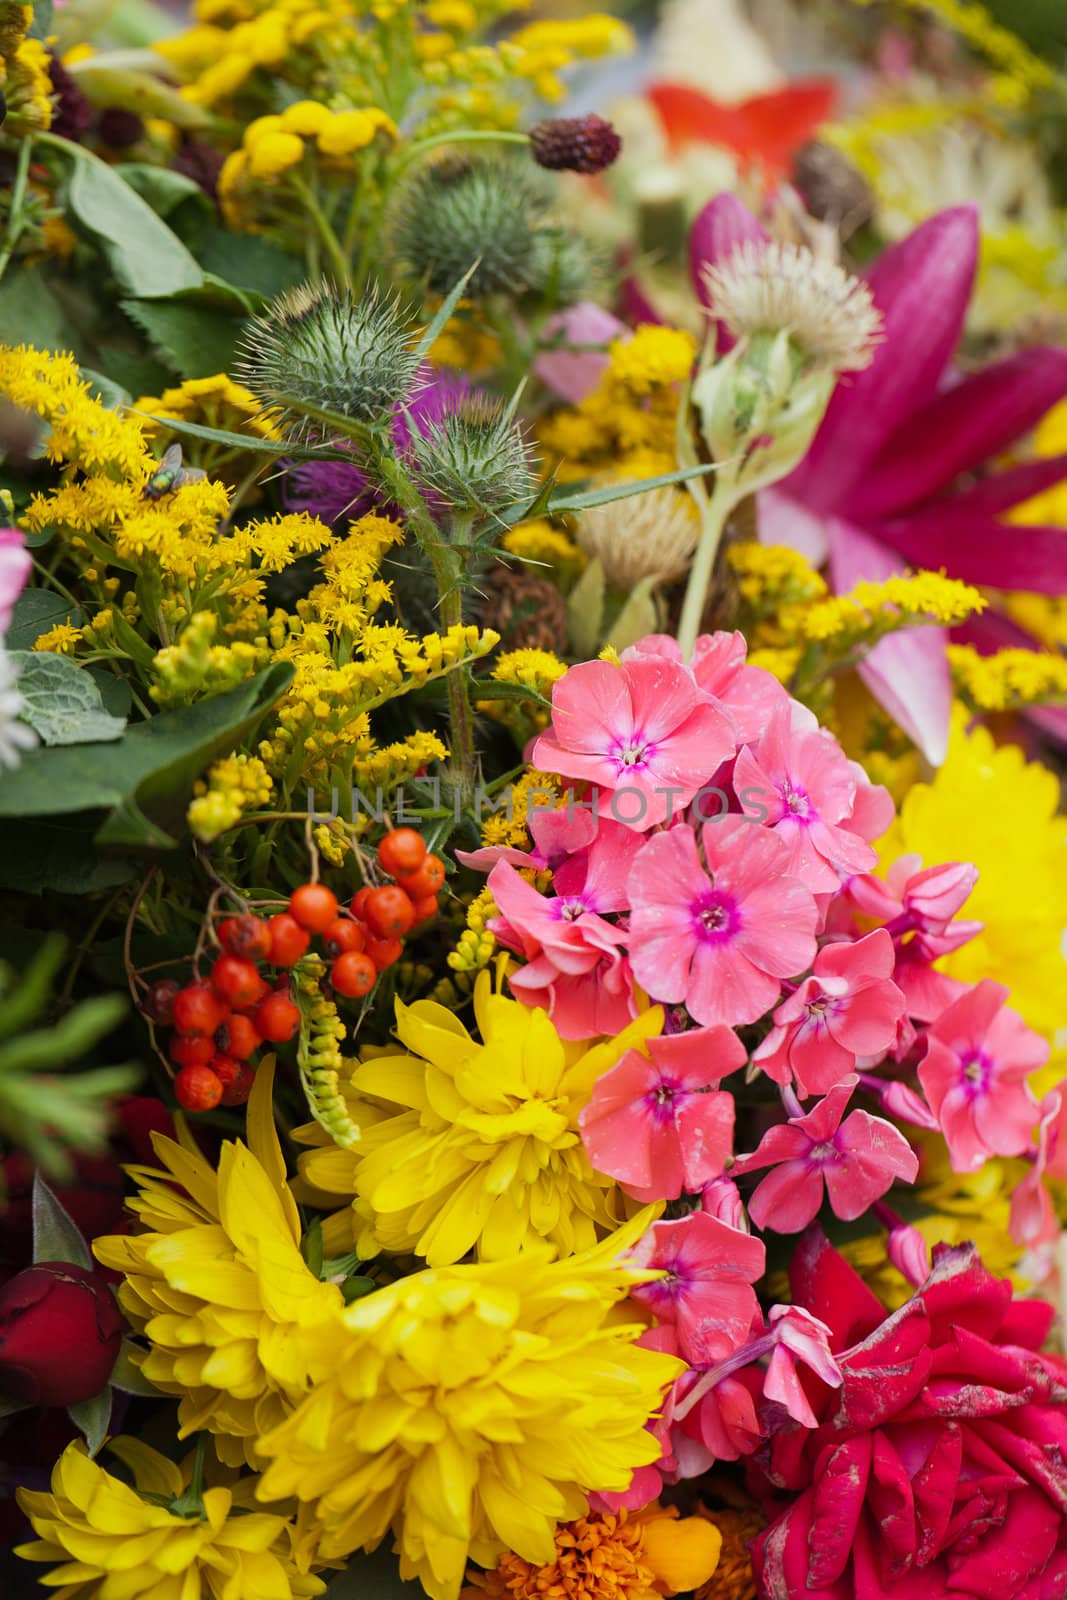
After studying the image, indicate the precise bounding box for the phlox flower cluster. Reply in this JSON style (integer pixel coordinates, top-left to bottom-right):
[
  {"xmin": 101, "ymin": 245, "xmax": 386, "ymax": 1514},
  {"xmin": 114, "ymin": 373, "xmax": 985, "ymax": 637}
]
[{"xmin": 461, "ymin": 627, "xmax": 1063, "ymax": 1501}]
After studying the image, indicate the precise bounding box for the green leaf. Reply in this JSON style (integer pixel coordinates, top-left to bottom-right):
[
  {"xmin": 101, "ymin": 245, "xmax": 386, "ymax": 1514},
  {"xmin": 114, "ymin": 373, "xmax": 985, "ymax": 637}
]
[
  {"xmin": 0, "ymin": 664, "xmax": 294, "ymax": 850},
  {"xmin": 0, "ymin": 272, "xmax": 87, "ymax": 359},
  {"xmin": 68, "ymin": 64, "xmax": 210, "ymax": 131},
  {"xmin": 325, "ymin": 1546, "xmax": 423, "ymax": 1598},
  {"xmin": 10, "ymin": 652, "xmax": 127, "ymax": 746},
  {"xmin": 28, "ymin": 0, "xmax": 54, "ymax": 39},
  {"xmin": 0, "ymin": 934, "xmax": 65, "ymax": 1040},
  {"xmin": 87, "ymin": 668, "xmax": 134, "ymax": 719},
  {"xmin": 0, "ymin": 818, "xmax": 135, "ymax": 895},
  {"xmin": 114, "ymin": 162, "xmax": 209, "ymax": 218},
  {"xmin": 472, "ymin": 678, "xmax": 552, "ymax": 711},
  {"xmin": 81, "ymin": 367, "xmax": 133, "ymax": 409},
  {"xmin": 605, "ymin": 576, "xmax": 662, "ymax": 653},
  {"xmin": 44, "ymin": 133, "xmax": 204, "ymax": 298},
  {"xmin": 196, "ymin": 229, "xmax": 305, "ymax": 299},
  {"xmin": 546, "ymin": 460, "xmax": 721, "ymax": 516},
  {"xmin": 566, "ymin": 556, "xmax": 605, "ymax": 659},
  {"xmin": 32, "ymin": 1175, "xmax": 92, "ymax": 1268},
  {"xmin": 120, "ymin": 298, "xmax": 243, "ymax": 380},
  {"xmin": 68, "ymin": 1388, "xmax": 113, "ymax": 1456},
  {"xmin": 6, "ymin": 590, "xmax": 85, "ymax": 651},
  {"xmin": 132, "ymin": 412, "xmax": 356, "ymax": 462},
  {"xmin": 340, "ymin": 1275, "xmax": 377, "ymax": 1303},
  {"xmin": 302, "ymin": 1217, "xmax": 324, "ymax": 1278},
  {"xmin": 109, "ymin": 1339, "xmax": 160, "ymax": 1397},
  {"xmin": 410, "ymin": 262, "xmax": 480, "ymax": 367},
  {"xmin": 0, "ymin": 994, "xmax": 128, "ymax": 1074}
]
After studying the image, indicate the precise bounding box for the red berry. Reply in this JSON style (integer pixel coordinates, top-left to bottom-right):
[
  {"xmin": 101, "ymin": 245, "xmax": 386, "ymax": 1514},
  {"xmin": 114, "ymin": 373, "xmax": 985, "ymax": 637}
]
[
  {"xmin": 377, "ymin": 827, "xmax": 427, "ymax": 877},
  {"xmin": 210, "ymin": 1055, "xmax": 255, "ymax": 1107},
  {"xmin": 397, "ymin": 854, "xmax": 445, "ymax": 899},
  {"xmin": 322, "ymin": 918, "xmax": 365, "ymax": 958},
  {"xmin": 330, "ymin": 951, "xmax": 377, "ymax": 998},
  {"xmin": 365, "ymin": 885, "xmax": 416, "ymax": 939},
  {"xmin": 219, "ymin": 914, "xmax": 272, "ymax": 962},
  {"xmin": 288, "ymin": 883, "xmax": 339, "ymax": 934},
  {"xmin": 411, "ymin": 893, "xmax": 439, "ymax": 925},
  {"xmin": 172, "ymin": 983, "xmax": 228, "ymax": 1038},
  {"xmin": 255, "ymin": 992, "xmax": 301, "ymax": 1043},
  {"xmin": 215, "ymin": 1013, "xmax": 261, "ymax": 1061},
  {"xmin": 174, "ymin": 1064, "xmax": 223, "ymax": 1112},
  {"xmin": 364, "ymin": 933, "xmax": 403, "ymax": 970},
  {"xmin": 350, "ymin": 887, "xmax": 373, "ymax": 921},
  {"xmin": 211, "ymin": 955, "xmax": 265, "ymax": 1010},
  {"xmin": 268, "ymin": 913, "xmax": 311, "ymax": 967},
  {"xmin": 142, "ymin": 978, "xmax": 180, "ymax": 1026},
  {"xmin": 169, "ymin": 1032, "xmax": 215, "ymax": 1069}
]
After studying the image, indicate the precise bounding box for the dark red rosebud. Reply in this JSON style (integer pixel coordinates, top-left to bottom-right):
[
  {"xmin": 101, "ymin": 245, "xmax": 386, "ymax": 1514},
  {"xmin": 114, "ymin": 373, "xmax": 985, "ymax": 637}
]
[
  {"xmin": 528, "ymin": 114, "xmax": 621, "ymax": 174},
  {"xmin": 0, "ymin": 1263, "xmax": 124, "ymax": 1407}
]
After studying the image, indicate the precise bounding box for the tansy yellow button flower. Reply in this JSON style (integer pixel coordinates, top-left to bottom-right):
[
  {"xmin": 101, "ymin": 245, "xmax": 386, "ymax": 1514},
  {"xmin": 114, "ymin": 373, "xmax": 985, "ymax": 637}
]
[
  {"xmin": 248, "ymin": 130, "xmax": 306, "ymax": 179},
  {"xmin": 254, "ymin": 1213, "xmax": 683, "ymax": 1600},
  {"xmin": 94, "ymin": 1063, "xmax": 344, "ymax": 1466},
  {"xmin": 316, "ymin": 107, "xmax": 396, "ymax": 156},
  {"xmin": 280, "ymin": 98, "xmax": 332, "ymax": 136},
  {"xmin": 296, "ymin": 967, "xmax": 665, "ymax": 1265},
  {"xmin": 16, "ymin": 1437, "xmax": 325, "ymax": 1600}
]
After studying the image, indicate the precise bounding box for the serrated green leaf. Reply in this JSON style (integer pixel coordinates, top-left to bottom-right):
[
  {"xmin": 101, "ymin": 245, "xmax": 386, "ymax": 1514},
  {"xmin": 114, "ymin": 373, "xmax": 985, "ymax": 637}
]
[
  {"xmin": 6, "ymin": 590, "xmax": 85, "ymax": 651},
  {"xmin": 10, "ymin": 652, "xmax": 127, "ymax": 746},
  {"xmin": 32, "ymin": 1175, "xmax": 92, "ymax": 1268},
  {"xmin": 0, "ymin": 271, "xmax": 87, "ymax": 360},
  {"xmin": 566, "ymin": 556, "xmax": 605, "ymax": 659},
  {"xmin": 196, "ymin": 229, "xmax": 305, "ymax": 299},
  {"xmin": 121, "ymin": 298, "xmax": 243, "ymax": 380},
  {"xmin": 43, "ymin": 132, "xmax": 204, "ymax": 298},
  {"xmin": 68, "ymin": 1388, "xmax": 113, "ymax": 1456}
]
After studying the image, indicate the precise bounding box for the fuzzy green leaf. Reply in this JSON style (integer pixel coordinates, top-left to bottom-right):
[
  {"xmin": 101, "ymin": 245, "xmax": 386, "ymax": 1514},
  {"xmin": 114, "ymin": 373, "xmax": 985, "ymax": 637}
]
[
  {"xmin": 10, "ymin": 652, "xmax": 127, "ymax": 746},
  {"xmin": 32, "ymin": 1175, "xmax": 92, "ymax": 1269}
]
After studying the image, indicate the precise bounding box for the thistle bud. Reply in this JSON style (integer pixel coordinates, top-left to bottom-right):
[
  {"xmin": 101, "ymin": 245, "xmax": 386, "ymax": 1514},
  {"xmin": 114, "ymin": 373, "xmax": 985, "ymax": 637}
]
[
  {"xmin": 391, "ymin": 156, "xmax": 547, "ymax": 300},
  {"xmin": 236, "ymin": 281, "xmax": 421, "ymax": 434},
  {"xmin": 528, "ymin": 113, "xmax": 621, "ymax": 174},
  {"xmin": 411, "ymin": 398, "xmax": 534, "ymax": 516}
]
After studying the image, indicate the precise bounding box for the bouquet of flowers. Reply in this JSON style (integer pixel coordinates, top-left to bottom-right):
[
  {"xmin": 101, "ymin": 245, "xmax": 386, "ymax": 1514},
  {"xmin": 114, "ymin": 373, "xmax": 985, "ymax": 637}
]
[{"xmin": 1, "ymin": 0, "xmax": 1067, "ymax": 1597}]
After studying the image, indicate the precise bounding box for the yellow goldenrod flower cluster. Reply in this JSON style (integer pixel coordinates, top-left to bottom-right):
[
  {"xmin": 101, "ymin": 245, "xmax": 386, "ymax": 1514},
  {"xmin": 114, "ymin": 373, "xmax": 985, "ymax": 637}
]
[
  {"xmin": 135, "ymin": 372, "xmax": 282, "ymax": 441},
  {"xmin": 298, "ymin": 512, "xmax": 400, "ymax": 635},
  {"xmin": 188, "ymin": 751, "xmax": 274, "ymax": 841},
  {"xmin": 948, "ymin": 642, "xmax": 1067, "ymax": 712},
  {"xmin": 0, "ymin": 345, "xmax": 151, "ymax": 478},
  {"xmin": 480, "ymin": 765, "xmax": 560, "ymax": 851},
  {"xmin": 503, "ymin": 13, "xmax": 634, "ymax": 101},
  {"xmin": 0, "ymin": 3, "xmax": 52, "ymax": 135},
  {"xmin": 479, "ymin": 647, "xmax": 567, "ymax": 738},
  {"xmin": 462, "ymin": 1507, "xmax": 723, "ymax": 1600},
  {"xmin": 727, "ymin": 542, "xmax": 828, "ymax": 617},
  {"xmin": 296, "ymin": 969, "xmax": 662, "ymax": 1265},
  {"xmin": 501, "ymin": 519, "xmax": 586, "ymax": 587},
  {"xmin": 94, "ymin": 1064, "xmax": 345, "ymax": 1467},
  {"xmin": 17, "ymin": 1438, "xmax": 325, "ymax": 1600},
  {"xmin": 791, "ymin": 571, "xmax": 985, "ymax": 647},
  {"xmin": 1003, "ymin": 592, "xmax": 1067, "ymax": 653},
  {"xmin": 151, "ymin": 611, "xmax": 267, "ymax": 708},
  {"xmin": 253, "ymin": 1211, "xmax": 681, "ymax": 1600},
  {"xmin": 881, "ymin": 706, "xmax": 1067, "ymax": 1040},
  {"xmin": 540, "ymin": 329, "xmax": 697, "ymax": 476},
  {"xmin": 32, "ymin": 622, "xmax": 82, "ymax": 655},
  {"xmin": 219, "ymin": 101, "xmax": 397, "ymax": 225}
]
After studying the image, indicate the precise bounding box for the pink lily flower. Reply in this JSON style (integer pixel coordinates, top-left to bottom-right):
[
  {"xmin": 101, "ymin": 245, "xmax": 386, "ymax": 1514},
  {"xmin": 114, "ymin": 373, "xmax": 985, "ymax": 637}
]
[
  {"xmin": 579, "ymin": 1024, "xmax": 745, "ymax": 1200},
  {"xmin": 733, "ymin": 707, "xmax": 893, "ymax": 892},
  {"xmin": 732, "ymin": 1077, "xmax": 919, "ymax": 1232},
  {"xmin": 0, "ymin": 529, "xmax": 31, "ymax": 638},
  {"xmin": 918, "ymin": 979, "xmax": 1046, "ymax": 1172},
  {"xmin": 627, "ymin": 815, "xmax": 819, "ymax": 1027},
  {"xmin": 629, "ymin": 1210, "xmax": 765, "ymax": 1365},
  {"xmin": 691, "ymin": 195, "xmax": 1067, "ymax": 763},
  {"xmin": 531, "ymin": 654, "xmax": 736, "ymax": 830},
  {"xmin": 753, "ymin": 928, "xmax": 906, "ymax": 1097}
]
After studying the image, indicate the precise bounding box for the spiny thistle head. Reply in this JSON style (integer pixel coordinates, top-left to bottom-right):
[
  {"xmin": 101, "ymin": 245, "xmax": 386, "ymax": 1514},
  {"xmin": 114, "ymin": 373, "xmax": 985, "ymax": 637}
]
[
  {"xmin": 702, "ymin": 241, "xmax": 883, "ymax": 374},
  {"xmin": 390, "ymin": 156, "xmax": 548, "ymax": 300},
  {"xmin": 529, "ymin": 113, "xmax": 622, "ymax": 174},
  {"xmin": 411, "ymin": 398, "xmax": 535, "ymax": 516},
  {"xmin": 235, "ymin": 280, "xmax": 422, "ymax": 432}
]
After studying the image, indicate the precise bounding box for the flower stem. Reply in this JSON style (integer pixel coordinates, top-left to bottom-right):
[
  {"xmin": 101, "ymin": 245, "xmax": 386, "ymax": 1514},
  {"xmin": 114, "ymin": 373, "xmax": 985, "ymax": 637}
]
[
  {"xmin": 290, "ymin": 175, "xmax": 351, "ymax": 284},
  {"xmin": 395, "ymin": 128, "xmax": 530, "ymax": 175},
  {"xmin": 676, "ymin": 470, "xmax": 736, "ymax": 659},
  {"xmin": 0, "ymin": 136, "xmax": 33, "ymax": 288}
]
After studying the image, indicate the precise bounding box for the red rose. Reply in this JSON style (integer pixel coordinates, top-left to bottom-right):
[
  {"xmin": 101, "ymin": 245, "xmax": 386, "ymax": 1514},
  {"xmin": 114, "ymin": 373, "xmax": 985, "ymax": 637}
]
[
  {"xmin": 0, "ymin": 1262, "xmax": 124, "ymax": 1407},
  {"xmin": 749, "ymin": 1229, "xmax": 1067, "ymax": 1600}
]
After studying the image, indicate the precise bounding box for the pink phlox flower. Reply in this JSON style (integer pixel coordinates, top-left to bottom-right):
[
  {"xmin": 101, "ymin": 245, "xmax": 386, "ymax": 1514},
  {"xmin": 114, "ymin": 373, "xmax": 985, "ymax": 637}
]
[
  {"xmin": 733, "ymin": 708, "xmax": 888, "ymax": 891},
  {"xmin": 732, "ymin": 1076, "xmax": 919, "ymax": 1233},
  {"xmin": 1010, "ymin": 1084, "xmax": 1067, "ymax": 1249},
  {"xmin": 885, "ymin": 1220, "xmax": 932, "ymax": 1288},
  {"xmin": 690, "ymin": 631, "xmax": 796, "ymax": 744},
  {"xmin": 531, "ymin": 654, "xmax": 736, "ymax": 830},
  {"xmin": 0, "ymin": 529, "xmax": 31, "ymax": 638},
  {"xmin": 455, "ymin": 804, "xmax": 600, "ymax": 876},
  {"xmin": 579, "ymin": 1025, "xmax": 744, "ymax": 1200},
  {"xmin": 858, "ymin": 1073, "xmax": 938, "ymax": 1131},
  {"xmin": 629, "ymin": 1210, "xmax": 765, "ymax": 1366},
  {"xmin": 701, "ymin": 1175, "xmax": 748, "ymax": 1230},
  {"xmin": 918, "ymin": 978, "xmax": 1045, "ymax": 1172},
  {"xmin": 762, "ymin": 1306, "xmax": 843, "ymax": 1430},
  {"xmin": 753, "ymin": 928, "xmax": 906, "ymax": 1097},
  {"xmin": 627, "ymin": 816, "xmax": 818, "ymax": 1028}
]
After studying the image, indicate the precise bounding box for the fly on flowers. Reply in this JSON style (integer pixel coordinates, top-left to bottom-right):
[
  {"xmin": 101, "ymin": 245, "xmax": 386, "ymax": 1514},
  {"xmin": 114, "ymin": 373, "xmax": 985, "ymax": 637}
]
[{"xmin": 1, "ymin": 0, "xmax": 1067, "ymax": 1597}]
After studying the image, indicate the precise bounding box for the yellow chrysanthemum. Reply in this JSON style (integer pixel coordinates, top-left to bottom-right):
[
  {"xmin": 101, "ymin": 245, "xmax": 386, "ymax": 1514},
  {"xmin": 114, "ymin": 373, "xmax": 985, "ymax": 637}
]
[
  {"xmin": 94, "ymin": 1063, "xmax": 344, "ymax": 1465},
  {"xmin": 879, "ymin": 706, "xmax": 1067, "ymax": 1039},
  {"xmin": 462, "ymin": 1507, "xmax": 722, "ymax": 1600},
  {"xmin": 255, "ymin": 1215, "xmax": 683, "ymax": 1600},
  {"xmin": 296, "ymin": 969, "xmax": 663, "ymax": 1265},
  {"xmin": 16, "ymin": 1438, "xmax": 324, "ymax": 1600}
]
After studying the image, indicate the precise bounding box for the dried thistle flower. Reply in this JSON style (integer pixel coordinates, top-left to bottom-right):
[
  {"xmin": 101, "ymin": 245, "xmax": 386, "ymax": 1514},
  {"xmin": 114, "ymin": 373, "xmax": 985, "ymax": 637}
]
[{"xmin": 577, "ymin": 486, "xmax": 699, "ymax": 590}]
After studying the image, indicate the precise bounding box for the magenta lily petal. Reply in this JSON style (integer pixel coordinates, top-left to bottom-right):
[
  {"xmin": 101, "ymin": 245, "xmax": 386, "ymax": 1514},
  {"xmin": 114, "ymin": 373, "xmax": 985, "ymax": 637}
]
[
  {"xmin": 757, "ymin": 487, "xmax": 831, "ymax": 565},
  {"xmin": 532, "ymin": 301, "xmax": 627, "ymax": 404},
  {"xmin": 935, "ymin": 450, "xmax": 1067, "ymax": 516},
  {"xmin": 830, "ymin": 518, "xmax": 952, "ymax": 764},
  {"xmin": 689, "ymin": 192, "xmax": 770, "ymax": 338},
  {"xmin": 786, "ymin": 206, "xmax": 979, "ymax": 514},
  {"xmin": 848, "ymin": 346, "xmax": 1067, "ymax": 520},
  {"xmin": 877, "ymin": 502, "xmax": 1067, "ymax": 592}
]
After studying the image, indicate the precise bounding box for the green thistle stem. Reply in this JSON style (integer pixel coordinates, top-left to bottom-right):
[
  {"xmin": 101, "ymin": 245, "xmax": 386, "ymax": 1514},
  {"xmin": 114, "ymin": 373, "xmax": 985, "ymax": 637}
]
[
  {"xmin": 676, "ymin": 469, "xmax": 738, "ymax": 659},
  {"xmin": 395, "ymin": 128, "xmax": 530, "ymax": 175}
]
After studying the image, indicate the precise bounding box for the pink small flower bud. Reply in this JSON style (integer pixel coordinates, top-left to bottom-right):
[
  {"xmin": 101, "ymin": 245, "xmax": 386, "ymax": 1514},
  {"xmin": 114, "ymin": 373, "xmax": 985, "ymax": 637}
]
[{"xmin": 886, "ymin": 1224, "xmax": 931, "ymax": 1288}]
